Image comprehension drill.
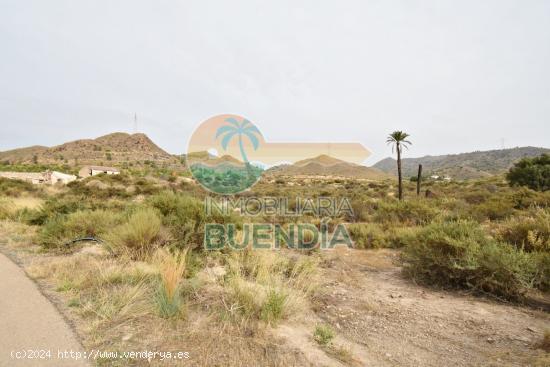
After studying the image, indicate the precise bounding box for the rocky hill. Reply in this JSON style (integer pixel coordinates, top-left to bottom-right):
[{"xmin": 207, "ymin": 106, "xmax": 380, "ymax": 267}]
[
  {"xmin": 267, "ymin": 154, "xmax": 390, "ymax": 179},
  {"xmin": 0, "ymin": 133, "xmax": 181, "ymax": 167},
  {"xmin": 373, "ymin": 146, "xmax": 550, "ymax": 179}
]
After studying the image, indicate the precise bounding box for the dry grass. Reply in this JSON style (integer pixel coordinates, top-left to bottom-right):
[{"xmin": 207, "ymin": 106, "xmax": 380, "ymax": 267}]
[
  {"xmin": 152, "ymin": 248, "xmax": 188, "ymax": 318},
  {"xmin": 11, "ymin": 196, "xmax": 43, "ymax": 210},
  {"xmin": 540, "ymin": 329, "xmax": 550, "ymax": 352},
  {"xmin": 0, "ymin": 198, "xmax": 15, "ymax": 219},
  {"xmin": 222, "ymin": 250, "xmax": 319, "ymax": 325},
  {"xmin": 0, "ymin": 220, "xmax": 37, "ymax": 250},
  {"xmin": 325, "ymin": 344, "xmax": 354, "ymax": 365},
  {"xmin": 105, "ymin": 208, "xmax": 168, "ymax": 259}
]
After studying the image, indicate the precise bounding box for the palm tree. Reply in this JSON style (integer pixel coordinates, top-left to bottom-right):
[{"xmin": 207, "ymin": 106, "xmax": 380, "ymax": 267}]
[
  {"xmin": 386, "ymin": 131, "xmax": 411, "ymax": 200},
  {"xmin": 215, "ymin": 117, "xmax": 261, "ymax": 163}
]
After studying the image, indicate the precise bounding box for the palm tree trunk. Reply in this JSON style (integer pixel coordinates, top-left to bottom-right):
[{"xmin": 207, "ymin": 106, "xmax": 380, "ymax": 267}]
[
  {"xmin": 416, "ymin": 164, "xmax": 422, "ymax": 196},
  {"xmin": 238, "ymin": 134, "xmax": 249, "ymax": 163},
  {"xmin": 397, "ymin": 144, "xmax": 403, "ymax": 200}
]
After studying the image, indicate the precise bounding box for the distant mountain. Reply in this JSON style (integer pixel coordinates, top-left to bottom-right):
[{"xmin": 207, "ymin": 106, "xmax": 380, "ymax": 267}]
[
  {"xmin": 373, "ymin": 146, "xmax": 550, "ymax": 179},
  {"xmin": 267, "ymin": 154, "xmax": 390, "ymax": 179},
  {"xmin": 0, "ymin": 132, "xmax": 181, "ymax": 167},
  {"xmin": 190, "ymin": 154, "xmax": 245, "ymax": 167}
]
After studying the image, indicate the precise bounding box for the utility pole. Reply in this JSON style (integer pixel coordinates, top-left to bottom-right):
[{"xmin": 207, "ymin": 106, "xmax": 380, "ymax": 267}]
[
  {"xmin": 416, "ymin": 164, "xmax": 422, "ymax": 196},
  {"xmin": 134, "ymin": 113, "xmax": 138, "ymax": 133}
]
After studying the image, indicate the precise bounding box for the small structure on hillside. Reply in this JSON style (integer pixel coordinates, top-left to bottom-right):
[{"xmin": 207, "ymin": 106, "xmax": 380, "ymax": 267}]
[
  {"xmin": 0, "ymin": 171, "xmax": 46, "ymax": 184},
  {"xmin": 46, "ymin": 171, "xmax": 77, "ymax": 184},
  {"xmin": 78, "ymin": 166, "xmax": 120, "ymax": 178},
  {"xmin": 0, "ymin": 170, "xmax": 77, "ymax": 185}
]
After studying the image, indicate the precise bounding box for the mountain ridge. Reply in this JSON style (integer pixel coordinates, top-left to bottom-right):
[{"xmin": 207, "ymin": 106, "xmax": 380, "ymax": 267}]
[
  {"xmin": 0, "ymin": 132, "xmax": 180, "ymax": 167},
  {"xmin": 372, "ymin": 146, "xmax": 550, "ymax": 179},
  {"xmin": 267, "ymin": 154, "xmax": 390, "ymax": 179}
]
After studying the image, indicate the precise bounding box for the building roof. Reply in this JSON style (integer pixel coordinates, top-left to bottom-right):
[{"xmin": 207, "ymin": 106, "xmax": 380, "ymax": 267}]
[
  {"xmin": 83, "ymin": 166, "xmax": 120, "ymax": 172},
  {"xmin": 0, "ymin": 171, "xmax": 45, "ymax": 180}
]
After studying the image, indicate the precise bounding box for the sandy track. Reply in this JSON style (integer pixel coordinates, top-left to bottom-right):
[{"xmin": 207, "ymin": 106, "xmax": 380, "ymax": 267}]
[
  {"xmin": 0, "ymin": 252, "xmax": 89, "ymax": 367},
  {"xmin": 312, "ymin": 248, "xmax": 550, "ymax": 366}
]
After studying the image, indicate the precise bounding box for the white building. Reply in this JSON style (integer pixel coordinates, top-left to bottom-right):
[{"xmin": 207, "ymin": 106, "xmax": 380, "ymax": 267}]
[
  {"xmin": 47, "ymin": 171, "xmax": 77, "ymax": 184},
  {"xmin": 78, "ymin": 165, "xmax": 120, "ymax": 178},
  {"xmin": 0, "ymin": 170, "xmax": 76, "ymax": 185},
  {"xmin": 0, "ymin": 171, "xmax": 46, "ymax": 184}
]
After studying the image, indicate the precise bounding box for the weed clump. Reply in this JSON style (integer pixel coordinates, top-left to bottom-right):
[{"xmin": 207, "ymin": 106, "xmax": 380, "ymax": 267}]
[
  {"xmin": 0, "ymin": 198, "xmax": 14, "ymax": 220},
  {"xmin": 154, "ymin": 249, "xmax": 187, "ymax": 318},
  {"xmin": 373, "ymin": 199, "xmax": 438, "ymax": 225},
  {"xmin": 348, "ymin": 223, "xmax": 419, "ymax": 249},
  {"xmin": 314, "ymin": 324, "xmax": 335, "ymax": 346},
  {"xmin": 495, "ymin": 208, "xmax": 550, "ymax": 252},
  {"xmin": 106, "ymin": 207, "xmax": 167, "ymax": 259}
]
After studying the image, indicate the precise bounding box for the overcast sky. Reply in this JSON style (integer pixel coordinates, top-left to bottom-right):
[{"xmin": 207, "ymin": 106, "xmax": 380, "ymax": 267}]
[{"xmin": 1, "ymin": 0, "xmax": 549, "ymax": 164}]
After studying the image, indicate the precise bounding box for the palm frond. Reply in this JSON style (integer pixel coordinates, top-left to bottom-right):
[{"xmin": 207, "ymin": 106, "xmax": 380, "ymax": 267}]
[
  {"xmin": 243, "ymin": 124, "xmax": 261, "ymax": 136},
  {"xmin": 224, "ymin": 117, "xmax": 240, "ymax": 127},
  {"xmin": 215, "ymin": 125, "xmax": 236, "ymax": 138},
  {"xmin": 220, "ymin": 130, "xmax": 237, "ymax": 150},
  {"xmin": 243, "ymin": 131, "xmax": 260, "ymax": 150}
]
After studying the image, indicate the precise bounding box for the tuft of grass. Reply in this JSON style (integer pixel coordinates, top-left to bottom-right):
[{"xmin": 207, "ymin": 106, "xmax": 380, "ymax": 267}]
[
  {"xmin": 153, "ymin": 249, "xmax": 187, "ymax": 318},
  {"xmin": 260, "ymin": 289, "xmax": 287, "ymax": 324},
  {"xmin": 314, "ymin": 324, "xmax": 335, "ymax": 346},
  {"xmin": 326, "ymin": 344, "xmax": 353, "ymax": 364},
  {"xmin": 0, "ymin": 198, "xmax": 15, "ymax": 219},
  {"xmin": 106, "ymin": 207, "xmax": 166, "ymax": 259},
  {"xmin": 68, "ymin": 298, "xmax": 81, "ymax": 308}
]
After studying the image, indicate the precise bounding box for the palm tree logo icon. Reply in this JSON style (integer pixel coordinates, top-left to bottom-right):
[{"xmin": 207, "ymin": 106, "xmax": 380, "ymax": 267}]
[
  {"xmin": 215, "ymin": 117, "xmax": 261, "ymax": 163},
  {"xmin": 187, "ymin": 115, "xmax": 265, "ymax": 194}
]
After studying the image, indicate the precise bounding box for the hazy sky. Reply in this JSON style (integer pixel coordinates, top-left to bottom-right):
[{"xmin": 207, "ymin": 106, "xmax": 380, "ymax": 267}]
[{"xmin": 1, "ymin": 0, "xmax": 549, "ymax": 164}]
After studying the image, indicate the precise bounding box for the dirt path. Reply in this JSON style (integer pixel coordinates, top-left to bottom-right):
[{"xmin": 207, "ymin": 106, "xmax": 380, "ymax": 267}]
[
  {"xmin": 0, "ymin": 252, "xmax": 89, "ymax": 367},
  {"xmin": 278, "ymin": 248, "xmax": 550, "ymax": 367}
]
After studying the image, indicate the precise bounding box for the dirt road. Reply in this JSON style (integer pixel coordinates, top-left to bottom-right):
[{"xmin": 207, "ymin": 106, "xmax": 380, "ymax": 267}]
[
  {"xmin": 278, "ymin": 248, "xmax": 550, "ymax": 366},
  {"xmin": 0, "ymin": 252, "xmax": 89, "ymax": 367}
]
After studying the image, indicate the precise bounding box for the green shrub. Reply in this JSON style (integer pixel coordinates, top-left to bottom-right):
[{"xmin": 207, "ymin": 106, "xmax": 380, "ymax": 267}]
[
  {"xmin": 495, "ymin": 208, "xmax": 550, "ymax": 252},
  {"xmin": 314, "ymin": 324, "xmax": 335, "ymax": 346},
  {"xmin": 106, "ymin": 208, "xmax": 166, "ymax": 258},
  {"xmin": 67, "ymin": 179, "xmax": 130, "ymax": 199},
  {"xmin": 533, "ymin": 252, "xmax": 550, "ymax": 291},
  {"xmin": 23, "ymin": 197, "xmax": 87, "ymax": 225},
  {"xmin": 148, "ymin": 191, "xmax": 205, "ymax": 247},
  {"xmin": 148, "ymin": 191, "xmax": 240, "ymax": 248},
  {"xmin": 507, "ymin": 154, "xmax": 550, "ymax": 191},
  {"xmin": 373, "ymin": 199, "xmax": 438, "ymax": 225},
  {"xmin": 402, "ymin": 220, "xmax": 536, "ymax": 299},
  {"xmin": 0, "ymin": 177, "xmax": 38, "ymax": 197},
  {"xmin": 348, "ymin": 223, "xmax": 421, "ymax": 249},
  {"xmin": 38, "ymin": 209, "xmax": 124, "ymax": 248},
  {"xmin": 471, "ymin": 196, "xmax": 516, "ymax": 221},
  {"xmin": 348, "ymin": 223, "xmax": 390, "ymax": 249}
]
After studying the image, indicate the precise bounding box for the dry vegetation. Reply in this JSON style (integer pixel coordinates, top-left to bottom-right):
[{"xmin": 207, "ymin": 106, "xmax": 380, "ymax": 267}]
[{"xmin": 0, "ymin": 169, "xmax": 549, "ymax": 366}]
